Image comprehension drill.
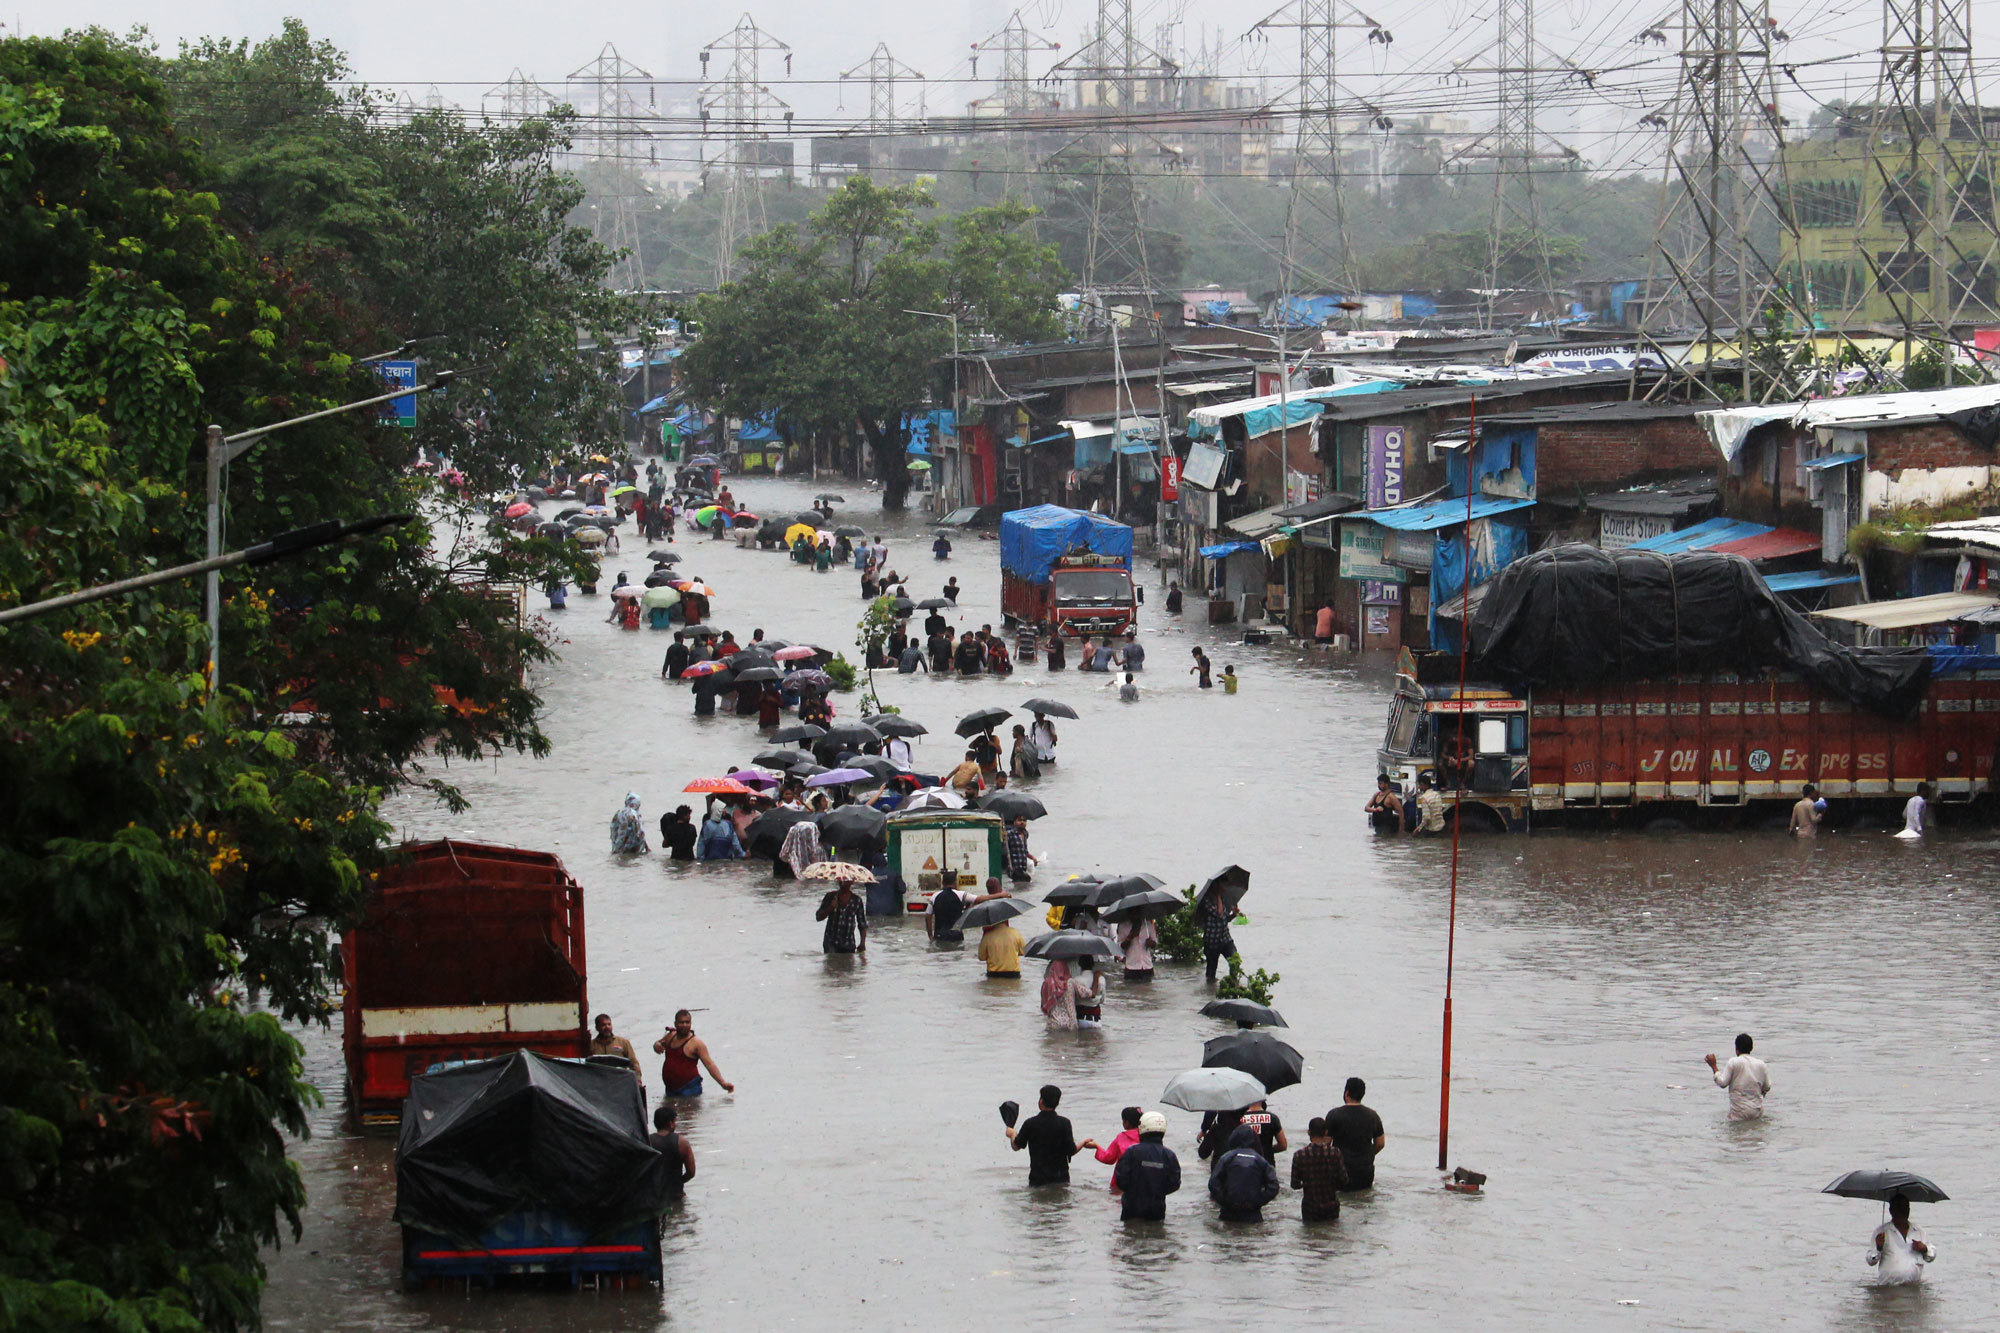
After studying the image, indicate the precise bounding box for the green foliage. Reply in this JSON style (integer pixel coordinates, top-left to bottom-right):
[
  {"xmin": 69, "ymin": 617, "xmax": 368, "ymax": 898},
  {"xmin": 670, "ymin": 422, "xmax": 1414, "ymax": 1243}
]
[
  {"xmin": 1216, "ymin": 955, "xmax": 1281, "ymax": 1006},
  {"xmin": 1365, "ymin": 226, "xmax": 1589, "ymax": 292},
  {"xmin": 855, "ymin": 595, "xmax": 902, "ymax": 715},
  {"xmin": 1154, "ymin": 885, "xmax": 1205, "ymax": 963},
  {"xmin": 823, "ymin": 653, "xmax": 859, "ymax": 692},
  {"xmin": 677, "ymin": 178, "xmax": 1065, "ymax": 510}
]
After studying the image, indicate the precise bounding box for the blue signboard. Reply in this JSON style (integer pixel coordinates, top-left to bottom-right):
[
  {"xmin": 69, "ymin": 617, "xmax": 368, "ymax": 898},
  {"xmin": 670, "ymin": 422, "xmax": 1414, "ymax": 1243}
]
[{"xmin": 375, "ymin": 360, "xmax": 418, "ymax": 428}]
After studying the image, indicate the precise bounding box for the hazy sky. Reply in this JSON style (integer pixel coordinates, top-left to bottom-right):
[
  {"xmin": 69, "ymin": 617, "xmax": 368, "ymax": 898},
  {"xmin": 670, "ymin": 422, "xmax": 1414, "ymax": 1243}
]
[{"xmin": 9, "ymin": 0, "xmax": 1994, "ymax": 165}]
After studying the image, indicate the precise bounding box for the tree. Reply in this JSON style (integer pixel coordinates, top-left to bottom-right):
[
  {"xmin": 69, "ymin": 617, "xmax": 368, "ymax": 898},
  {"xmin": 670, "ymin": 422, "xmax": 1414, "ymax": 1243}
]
[
  {"xmin": 0, "ymin": 31, "xmax": 591, "ymax": 1329},
  {"xmin": 677, "ymin": 179, "xmax": 1064, "ymax": 510}
]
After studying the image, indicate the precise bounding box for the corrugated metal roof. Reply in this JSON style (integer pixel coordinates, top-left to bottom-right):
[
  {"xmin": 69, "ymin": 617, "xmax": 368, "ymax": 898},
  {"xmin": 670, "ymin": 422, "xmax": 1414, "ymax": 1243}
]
[
  {"xmin": 1584, "ymin": 477, "xmax": 1717, "ymax": 516},
  {"xmin": 1814, "ymin": 590, "xmax": 2000, "ymax": 630},
  {"xmin": 1709, "ymin": 527, "xmax": 1821, "ymax": 561},
  {"xmin": 1349, "ymin": 495, "xmax": 1536, "ymax": 531},
  {"xmin": 1226, "ymin": 505, "xmax": 1293, "ymax": 539},
  {"xmin": 1626, "ymin": 516, "xmax": 1771, "ymax": 553}
]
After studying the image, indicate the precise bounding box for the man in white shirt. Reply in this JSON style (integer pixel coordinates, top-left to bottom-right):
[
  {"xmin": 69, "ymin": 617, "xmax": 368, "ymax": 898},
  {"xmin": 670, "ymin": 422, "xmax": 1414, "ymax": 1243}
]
[
  {"xmin": 1704, "ymin": 1033, "xmax": 1770, "ymax": 1120},
  {"xmin": 885, "ymin": 735, "xmax": 914, "ymax": 770},
  {"xmin": 1897, "ymin": 782, "xmax": 1931, "ymax": 839},
  {"xmin": 1869, "ymin": 1195, "xmax": 1936, "ymax": 1284}
]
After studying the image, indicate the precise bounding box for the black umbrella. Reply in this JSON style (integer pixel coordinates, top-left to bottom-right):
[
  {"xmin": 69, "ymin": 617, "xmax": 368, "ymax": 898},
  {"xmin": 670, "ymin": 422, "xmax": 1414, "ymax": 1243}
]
[
  {"xmin": 841, "ymin": 755, "xmax": 901, "ymax": 780},
  {"xmin": 1202, "ymin": 1031, "xmax": 1304, "ymax": 1094},
  {"xmin": 683, "ymin": 625, "xmax": 723, "ymax": 639},
  {"xmin": 980, "ymin": 790, "xmax": 1047, "ymax": 821},
  {"xmin": 752, "ymin": 749, "xmax": 807, "ymax": 770},
  {"xmin": 770, "ymin": 724, "xmax": 826, "ymax": 743},
  {"xmin": 644, "ymin": 570, "xmax": 679, "ymax": 587},
  {"xmin": 959, "ymin": 897, "xmax": 1037, "ymax": 930},
  {"xmin": 814, "ymin": 493, "xmax": 845, "ymax": 503},
  {"xmin": 535, "ymin": 522, "xmax": 568, "ymax": 540},
  {"xmin": 1022, "ymin": 698, "xmax": 1079, "ymax": 719},
  {"xmin": 821, "ymin": 723, "xmax": 883, "ymax": 750},
  {"xmin": 834, "ymin": 525, "xmax": 866, "ymax": 538},
  {"xmin": 1023, "ymin": 930, "xmax": 1117, "ymax": 962},
  {"xmin": 746, "ymin": 807, "xmax": 816, "ymax": 854},
  {"xmin": 556, "ymin": 506, "xmax": 584, "ymax": 520},
  {"xmin": 732, "ymin": 666, "xmax": 781, "ymax": 683},
  {"xmin": 1822, "ymin": 1170, "xmax": 1949, "ymax": 1203},
  {"xmin": 1100, "ymin": 889, "xmax": 1183, "ymax": 923},
  {"xmin": 730, "ymin": 651, "xmax": 778, "ymax": 671},
  {"xmin": 794, "ymin": 512, "xmax": 827, "ymax": 527},
  {"xmin": 1041, "ymin": 878, "xmax": 1102, "ymax": 907},
  {"xmin": 1093, "ymin": 873, "xmax": 1164, "ymax": 906},
  {"xmin": 759, "ymin": 638, "xmax": 793, "ymax": 651},
  {"xmin": 956, "ymin": 706, "xmax": 1013, "ymax": 737},
  {"xmin": 787, "ymin": 761, "xmax": 829, "ymax": 778},
  {"xmin": 816, "ymin": 805, "xmax": 888, "ymax": 850},
  {"xmin": 1197, "ymin": 865, "xmax": 1252, "ymax": 916},
  {"xmin": 647, "ymin": 548, "xmax": 681, "ymax": 562},
  {"xmin": 1201, "ymin": 998, "xmax": 1289, "ymax": 1029},
  {"xmin": 871, "ymin": 715, "xmax": 928, "ymax": 737},
  {"xmin": 915, "ymin": 597, "xmax": 952, "ymax": 610}
]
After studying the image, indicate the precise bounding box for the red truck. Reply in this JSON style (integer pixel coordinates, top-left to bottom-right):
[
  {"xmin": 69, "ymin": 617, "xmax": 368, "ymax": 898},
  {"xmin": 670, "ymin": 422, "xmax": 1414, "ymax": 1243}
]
[
  {"xmin": 342, "ymin": 840, "xmax": 589, "ymax": 1119},
  {"xmin": 998, "ymin": 505, "xmax": 1138, "ymax": 638},
  {"xmin": 1379, "ymin": 649, "xmax": 2000, "ymax": 830}
]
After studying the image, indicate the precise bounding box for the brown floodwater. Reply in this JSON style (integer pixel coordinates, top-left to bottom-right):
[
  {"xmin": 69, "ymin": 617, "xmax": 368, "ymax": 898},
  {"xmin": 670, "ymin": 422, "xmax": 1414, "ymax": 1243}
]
[{"xmin": 261, "ymin": 474, "xmax": 2000, "ymax": 1331}]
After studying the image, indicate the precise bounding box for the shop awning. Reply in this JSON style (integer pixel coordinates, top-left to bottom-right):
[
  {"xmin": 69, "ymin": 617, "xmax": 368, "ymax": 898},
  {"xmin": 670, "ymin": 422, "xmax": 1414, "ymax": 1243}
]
[
  {"xmin": 1115, "ymin": 441, "xmax": 1157, "ymax": 455},
  {"xmin": 1225, "ymin": 505, "xmax": 1292, "ymax": 540},
  {"xmin": 1764, "ymin": 570, "xmax": 1860, "ymax": 593},
  {"xmin": 1710, "ymin": 527, "xmax": 1821, "ymax": 562},
  {"xmin": 1277, "ymin": 493, "xmax": 1362, "ymax": 524},
  {"xmin": 1801, "ymin": 451, "xmax": 1865, "ymax": 471},
  {"xmin": 1199, "ymin": 541, "xmax": 1263, "ymax": 559},
  {"xmin": 1061, "ymin": 419, "xmax": 1117, "ymax": 440},
  {"xmin": 1351, "ymin": 495, "xmax": 1535, "ymax": 531},
  {"xmin": 1626, "ymin": 515, "xmax": 1771, "ymax": 554},
  {"xmin": 1813, "ymin": 590, "xmax": 2000, "ymax": 630}
]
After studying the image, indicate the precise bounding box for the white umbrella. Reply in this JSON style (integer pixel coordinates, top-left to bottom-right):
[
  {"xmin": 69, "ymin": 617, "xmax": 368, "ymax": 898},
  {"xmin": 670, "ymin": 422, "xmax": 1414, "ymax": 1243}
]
[
  {"xmin": 899, "ymin": 788, "xmax": 966, "ymax": 812},
  {"xmin": 799, "ymin": 861, "xmax": 875, "ymax": 883},
  {"xmin": 1160, "ymin": 1066, "xmax": 1268, "ymax": 1112}
]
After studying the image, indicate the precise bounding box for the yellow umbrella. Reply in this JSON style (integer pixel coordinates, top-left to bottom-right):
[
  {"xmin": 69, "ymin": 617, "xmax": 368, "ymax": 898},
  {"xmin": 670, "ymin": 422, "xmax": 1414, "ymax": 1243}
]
[{"xmin": 785, "ymin": 522, "xmax": 818, "ymax": 546}]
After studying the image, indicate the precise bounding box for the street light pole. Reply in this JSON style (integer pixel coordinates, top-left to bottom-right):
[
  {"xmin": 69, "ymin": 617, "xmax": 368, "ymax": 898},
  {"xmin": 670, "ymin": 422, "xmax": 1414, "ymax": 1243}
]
[{"xmin": 205, "ymin": 373, "xmax": 454, "ymax": 689}]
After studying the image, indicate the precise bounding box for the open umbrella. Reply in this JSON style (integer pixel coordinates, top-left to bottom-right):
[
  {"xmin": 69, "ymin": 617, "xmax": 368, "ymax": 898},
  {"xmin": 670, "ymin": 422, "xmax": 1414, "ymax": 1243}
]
[
  {"xmin": 888, "ymin": 596, "xmax": 916, "ymax": 616},
  {"xmin": 753, "ymin": 749, "xmax": 809, "ymax": 770},
  {"xmin": 793, "ymin": 512, "xmax": 827, "ymax": 528},
  {"xmin": 731, "ymin": 511, "xmax": 759, "ymax": 527},
  {"xmin": 770, "ymin": 724, "xmax": 826, "ymax": 743},
  {"xmin": 956, "ymin": 706, "xmax": 1012, "ymax": 737},
  {"xmin": 681, "ymin": 660, "xmax": 730, "ymax": 679},
  {"xmin": 872, "ymin": 715, "xmax": 928, "ymax": 737},
  {"xmin": 643, "ymin": 571, "xmax": 680, "ymax": 588},
  {"xmin": 1197, "ymin": 865, "xmax": 1252, "ymax": 917},
  {"xmin": 1161, "ymin": 1066, "xmax": 1267, "ymax": 1113},
  {"xmin": 730, "ymin": 767, "xmax": 785, "ymax": 788},
  {"xmin": 684, "ymin": 776, "xmax": 753, "ymax": 794},
  {"xmin": 1022, "ymin": 698, "xmax": 1079, "ymax": 720},
  {"xmin": 647, "ymin": 548, "xmax": 679, "ymax": 562},
  {"xmin": 800, "ymin": 860, "xmax": 875, "ymax": 883},
  {"xmin": 609, "ymin": 584, "xmax": 643, "ymax": 600},
  {"xmin": 1093, "ymin": 873, "xmax": 1165, "ymax": 906},
  {"xmin": 960, "ymin": 897, "xmax": 1037, "ymax": 930},
  {"xmin": 555, "ymin": 506, "xmax": 584, "ymax": 520},
  {"xmin": 787, "ymin": 761, "xmax": 829, "ymax": 779},
  {"xmin": 641, "ymin": 586, "xmax": 681, "ymax": 609},
  {"xmin": 676, "ymin": 581, "xmax": 717, "ymax": 598},
  {"xmin": 503, "ymin": 501, "xmax": 534, "ymax": 519},
  {"xmin": 979, "ymin": 790, "xmax": 1047, "ymax": 821},
  {"xmin": 731, "ymin": 665, "xmax": 780, "ymax": 683},
  {"xmin": 805, "ymin": 768, "xmax": 873, "ymax": 788},
  {"xmin": 729, "ymin": 650, "xmax": 778, "ymax": 671},
  {"xmin": 816, "ymin": 805, "xmax": 888, "ymax": 850},
  {"xmin": 784, "ymin": 523, "xmax": 818, "ymax": 546},
  {"xmin": 839, "ymin": 755, "xmax": 901, "ymax": 780},
  {"xmin": 773, "ymin": 645, "xmax": 819, "ymax": 662},
  {"xmin": 608, "ymin": 484, "xmax": 638, "ymax": 497},
  {"xmin": 915, "ymin": 597, "xmax": 952, "ymax": 610},
  {"xmin": 907, "ymin": 459, "xmax": 932, "ymax": 472},
  {"xmin": 898, "ymin": 788, "xmax": 965, "ymax": 812},
  {"xmin": 1023, "ymin": 930, "xmax": 1117, "ymax": 962},
  {"xmin": 814, "ymin": 493, "xmax": 846, "ymax": 503},
  {"xmin": 1201, "ymin": 998, "xmax": 1289, "ymax": 1029},
  {"xmin": 1202, "ymin": 1031, "xmax": 1304, "ymax": 1094},
  {"xmin": 783, "ymin": 669, "xmax": 834, "ymax": 691},
  {"xmin": 535, "ymin": 522, "xmax": 568, "ymax": 539},
  {"xmin": 681, "ymin": 624, "xmax": 723, "ymax": 638},
  {"xmin": 821, "ymin": 723, "xmax": 883, "ymax": 750},
  {"xmin": 745, "ymin": 807, "xmax": 814, "ymax": 853},
  {"xmin": 1822, "ymin": 1171, "xmax": 1949, "ymax": 1203},
  {"xmin": 573, "ymin": 526, "xmax": 609, "ymax": 545},
  {"xmin": 834, "ymin": 525, "xmax": 867, "ymax": 538},
  {"xmin": 1100, "ymin": 889, "xmax": 1183, "ymax": 923},
  {"xmin": 694, "ymin": 505, "xmax": 725, "ymax": 527},
  {"xmin": 1041, "ymin": 877, "xmax": 1103, "ymax": 907}
]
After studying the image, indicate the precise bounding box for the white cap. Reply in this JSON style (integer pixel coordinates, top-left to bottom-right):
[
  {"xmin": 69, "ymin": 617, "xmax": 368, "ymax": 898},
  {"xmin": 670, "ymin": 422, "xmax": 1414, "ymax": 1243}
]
[{"xmin": 1138, "ymin": 1111, "xmax": 1168, "ymax": 1134}]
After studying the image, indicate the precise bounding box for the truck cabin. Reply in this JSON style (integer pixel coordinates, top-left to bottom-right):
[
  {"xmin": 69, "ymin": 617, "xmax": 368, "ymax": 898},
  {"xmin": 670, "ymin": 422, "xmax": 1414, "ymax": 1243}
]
[
  {"xmin": 1052, "ymin": 560, "xmax": 1133, "ymax": 610},
  {"xmin": 1380, "ymin": 676, "xmax": 1529, "ymax": 798}
]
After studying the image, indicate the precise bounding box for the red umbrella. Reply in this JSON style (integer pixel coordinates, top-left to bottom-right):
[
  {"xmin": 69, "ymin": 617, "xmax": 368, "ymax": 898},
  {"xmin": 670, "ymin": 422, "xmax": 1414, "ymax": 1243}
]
[
  {"xmin": 684, "ymin": 776, "xmax": 753, "ymax": 794},
  {"xmin": 504, "ymin": 501, "xmax": 534, "ymax": 518}
]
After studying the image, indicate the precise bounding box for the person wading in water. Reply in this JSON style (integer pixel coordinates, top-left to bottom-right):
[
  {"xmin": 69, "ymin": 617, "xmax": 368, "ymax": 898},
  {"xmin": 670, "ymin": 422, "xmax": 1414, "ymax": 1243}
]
[{"xmin": 653, "ymin": 1009, "xmax": 736, "ymax": 1097}]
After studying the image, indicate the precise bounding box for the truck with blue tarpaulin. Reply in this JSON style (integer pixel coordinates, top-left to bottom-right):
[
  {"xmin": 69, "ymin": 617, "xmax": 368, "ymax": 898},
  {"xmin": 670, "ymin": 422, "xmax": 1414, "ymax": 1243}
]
[{"xmin": 999, "ymin": 505, "xmax": 1137, "ymax": 638}]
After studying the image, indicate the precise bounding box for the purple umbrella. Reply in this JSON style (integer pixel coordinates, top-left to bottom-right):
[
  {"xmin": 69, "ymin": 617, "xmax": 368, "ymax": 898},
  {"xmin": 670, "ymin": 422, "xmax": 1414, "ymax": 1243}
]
[
  {"xmin": 784, "ymin": 669, "xmax": 835, "ymax": 690},
  {"xmin": 805, "ymin": 767, "xmax": 873, "ymax": 787}
]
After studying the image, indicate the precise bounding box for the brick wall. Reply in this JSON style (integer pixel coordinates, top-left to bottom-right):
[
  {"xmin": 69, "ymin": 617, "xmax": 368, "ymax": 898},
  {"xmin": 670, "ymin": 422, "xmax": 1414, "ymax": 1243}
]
[
  {"xmin": 1865, "ymin": 421, "xmax": 1993, "ymax": 473},
  {"xmin": 1534, "ymin": 417, "xmax": 1718, "ymax": 489}
]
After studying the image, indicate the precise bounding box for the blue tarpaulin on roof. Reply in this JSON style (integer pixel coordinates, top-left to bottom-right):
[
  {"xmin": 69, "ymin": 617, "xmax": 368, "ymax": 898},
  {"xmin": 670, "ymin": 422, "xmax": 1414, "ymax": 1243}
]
[
  {"xmin": 1802, "ymin": 451, "xmax": 1865, "ymax": 471},
  {"xmin": 1765, "ymin": 571, "xmax": 1860, "ymax": 592},
  {"xmin": 1352, "ymin": 496, "xmax": 1535, "ymax": 531},
  {"xmin": 637, "ymin": 395, "xmax": 671, "ymax": 414},
  {"xmin": 1115, "ymin": 441, "xmax": 1156, "ymax": 455},
  {"xmin": 737, "ymin": 413, "xmax": 780, "ymax": 443},
  {"xmin": 1199, "ymin": 541, "xmax": 1262, "ymax": 559},
  {"xmin": 1627, "ymin": 515, "xmax": 1771, "ymax": 553}
]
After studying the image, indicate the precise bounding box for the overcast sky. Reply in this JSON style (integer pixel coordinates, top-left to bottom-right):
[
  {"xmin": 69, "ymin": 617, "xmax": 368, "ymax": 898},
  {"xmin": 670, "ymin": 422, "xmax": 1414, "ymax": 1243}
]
[{"xmin": 9, "ymin": 0, "xmax": 1994, "ymax": 163}]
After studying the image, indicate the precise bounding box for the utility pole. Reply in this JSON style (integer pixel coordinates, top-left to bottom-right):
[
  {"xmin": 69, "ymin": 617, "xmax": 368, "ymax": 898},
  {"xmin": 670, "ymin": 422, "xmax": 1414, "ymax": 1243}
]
[
  {"xmin": 841, "ymin": 43, "xmax": 924, "ymax": 131},
  {"xmin": 1638, "ymin": 1, "xmax": 1818, "ymax": 401},
  {"xmin": 973, "ymin": 10, "xmax": 1061, "ymax": 116},
  {"xmin": 701, "ymin": 14, "xmax": 793, "ymax": 284},
  {"xmin": 568, "ymin": 44, "xmax": 655, "ymax": 290},
  {"xmin": 1849, "ymin": 0, "xmax": 1999, "ymax": 380}
]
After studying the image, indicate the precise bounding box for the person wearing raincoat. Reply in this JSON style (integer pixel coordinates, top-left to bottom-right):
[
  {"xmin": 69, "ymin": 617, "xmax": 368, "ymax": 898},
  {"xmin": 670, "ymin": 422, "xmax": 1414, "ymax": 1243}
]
[
  {"xmin": 1040, "ymin": 959, "xmax": 1077, "ymax": 1030},
  {"xmin": 696, "ymin": 802, "xmax": 746, "ymax": 860},
  {"xmin": 610, "ymin": 793, "xmax": 650, "ymax": 854}
]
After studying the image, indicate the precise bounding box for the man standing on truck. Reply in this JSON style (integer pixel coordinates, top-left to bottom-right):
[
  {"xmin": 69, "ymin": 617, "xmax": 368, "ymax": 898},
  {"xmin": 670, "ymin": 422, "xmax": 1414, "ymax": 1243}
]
[
  {"xmin": 591, "ymin": 1013, "xmax": 644, "ymax": 1088},
  {"xmin": 1789, "ymin": 784, "xmax": 1823, "ymax": 838}
]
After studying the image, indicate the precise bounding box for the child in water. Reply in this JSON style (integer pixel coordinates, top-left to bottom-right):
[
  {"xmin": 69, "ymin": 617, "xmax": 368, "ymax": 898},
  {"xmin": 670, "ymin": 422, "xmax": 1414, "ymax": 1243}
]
[{"xmin": 1222, "ymin": 664, "xmax": 1238, "ymax": 695}]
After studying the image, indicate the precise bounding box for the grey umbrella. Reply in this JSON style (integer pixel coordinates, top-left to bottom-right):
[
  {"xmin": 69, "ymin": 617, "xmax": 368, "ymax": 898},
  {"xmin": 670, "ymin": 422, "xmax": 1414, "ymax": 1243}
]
[
  {"xmin": 1201, "ymin": 998, "xmax": 1289, "ymax": 1029},
  {"xmin": 1160, "ymin": 1066, "xmax": 1267, "ymax": 1112},
  {"xmin": 1022, "ymin": 929, "xmax": 1116, "ymax": 962},
  {"xmin": 1099, "ymin": 889, "xmax": 1183, "ymax": 923},
  {"xmin": 958, "ymin": 897, "xmax": 1037, "ymax": 931},
  {"xmin": 872, "ymin": 715, "xmax": 928, "ymax": 737},
  {"xmin": 821, "ymin": 723, "xmax": 883, "ymax": 750},
  {"xmin": 770, "ymin": 724, "xmax": 826, "ymax": 743},
  {"xmin": 916, "ymin": 597, "xmax": 952, "ymax": 610},
  {"xmin": 731, "ymin": 666, "xmax": 781, "ymax": 683},
  {"xmin": 1021, "ymin": 697, "xmax": 1079, "ymax": 720},
  {"xmin": 1822, "ymin": 1170, "xmax": 1949, "ymax": 1203},
  {"xmin": 979, "ymin": 790, "xmax": 1047, "ymax": 821},
  {"xmin": 956, "ymin": 706, "xmax": 1013, "ymax": 737}
]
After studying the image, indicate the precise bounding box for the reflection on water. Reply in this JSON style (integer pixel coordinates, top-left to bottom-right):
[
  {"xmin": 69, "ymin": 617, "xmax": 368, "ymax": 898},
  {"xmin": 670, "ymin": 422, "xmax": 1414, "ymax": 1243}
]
[{"xmin": 262, "ymin": 476, "xmax": 2000, "ymax": 1330}]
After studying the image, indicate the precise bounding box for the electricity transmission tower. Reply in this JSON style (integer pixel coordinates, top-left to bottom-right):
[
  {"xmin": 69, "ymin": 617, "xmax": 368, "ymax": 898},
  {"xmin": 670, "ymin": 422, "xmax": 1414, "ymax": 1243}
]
[
  {"xmin": 1638, "ymin": 1, "xmax": 1817, "ymax": 400},
  {"xmin": 841, "ymin": 43, "xmax": 924, "ymax": 131},
  {"xmin": 569, "ymin": 45, "xmax": 656, "ymax": 290},
  {"xmin": 972, "ymin": 10, "xmax": 1061, "ymax": 116},
  {"xmin": 1848, "ymin": 0, "xmax": 1999, "ymax": 371},
  {"xmin": 700, "ymin": 14, "xmax": 793, "ymax": 284},
  {"xmin": 483, "ymin": 69, "xmax": 558, "ymax": 124}
]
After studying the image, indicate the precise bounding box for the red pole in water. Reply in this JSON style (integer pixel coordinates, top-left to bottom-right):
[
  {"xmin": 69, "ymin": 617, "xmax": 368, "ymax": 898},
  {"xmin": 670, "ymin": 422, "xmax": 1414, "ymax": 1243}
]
[{"xmin": 1440, "ymin": 395, "xmax": 1476, "ymax": 1172}]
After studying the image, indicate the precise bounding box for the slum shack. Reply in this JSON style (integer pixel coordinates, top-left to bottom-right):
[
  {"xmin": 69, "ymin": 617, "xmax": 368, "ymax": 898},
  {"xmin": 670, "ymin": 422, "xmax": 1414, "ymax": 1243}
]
[{"xmin": 394, "ymin": 1051, "xmax": 672, "ymax": 1291}]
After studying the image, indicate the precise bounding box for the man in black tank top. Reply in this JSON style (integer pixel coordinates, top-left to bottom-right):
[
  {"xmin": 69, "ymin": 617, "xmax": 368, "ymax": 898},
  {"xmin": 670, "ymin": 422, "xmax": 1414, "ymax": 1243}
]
[{"xmin": 649, "ymin": 1106, "xmax": 696, "ymax": 1198}]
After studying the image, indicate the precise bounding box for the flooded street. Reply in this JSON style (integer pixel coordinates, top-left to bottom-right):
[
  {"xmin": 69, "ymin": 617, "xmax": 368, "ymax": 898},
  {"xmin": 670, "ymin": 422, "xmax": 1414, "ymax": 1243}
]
[{"xmin": 264, "ymin": 475, "xmax": 2000, "ymax": 1330}]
